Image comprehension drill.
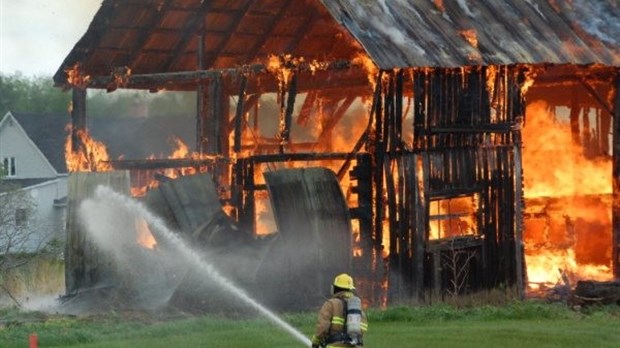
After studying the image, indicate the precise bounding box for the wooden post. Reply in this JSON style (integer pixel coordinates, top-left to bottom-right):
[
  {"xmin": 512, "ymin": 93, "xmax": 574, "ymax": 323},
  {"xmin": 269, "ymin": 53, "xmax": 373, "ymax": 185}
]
[
  {"xmin": 196, "ymin": 32, "xmax": 206, "ymax": 153},
  {"xmin": 279, "ymin": 73, "xmax": 297, "ymax": 153},
  {"xmin": 65, "ymin": 172, "xmax": 131, "ymax": 294},
  {"xmin": 70, "ymin": 87, "xmax": 86, "ymax": 152},
  {"xmin": 612, "ymin": 76, "xmax": 620, "ymax": 278},
  {"xmin": 233, "ymin": 76, "xmax": 248, "ymax": 153},
  {"xmin": 411, "ymin": 153, "xmax": 428, "ymax": 302}
]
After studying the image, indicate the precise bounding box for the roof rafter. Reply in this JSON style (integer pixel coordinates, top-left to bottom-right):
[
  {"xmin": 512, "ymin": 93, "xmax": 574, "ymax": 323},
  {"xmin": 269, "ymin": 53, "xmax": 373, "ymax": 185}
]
[
  {"xmin": 161, "ymin": 1, "xmax": 214, "ymax": 71},
  {"xmin": 124, "ymin": 0, "xmax": 174, "ymax": 69},
  {"xmin": 283, "ymin": 4, "xmax": 319, "ymax": 53},
  {"xmin": 242, "ymin": 0, "xmax": 295, "ymax": 63},
  {"xmin": 202, "ymin": 0, "xmax": 256, "ymax": 69}
]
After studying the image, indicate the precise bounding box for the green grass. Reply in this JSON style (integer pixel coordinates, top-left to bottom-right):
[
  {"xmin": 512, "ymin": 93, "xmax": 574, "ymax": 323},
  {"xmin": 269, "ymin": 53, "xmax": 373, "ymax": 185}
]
[{"xmin": 0, "ymin": 301, "xmax": 618, "ymax": 347}]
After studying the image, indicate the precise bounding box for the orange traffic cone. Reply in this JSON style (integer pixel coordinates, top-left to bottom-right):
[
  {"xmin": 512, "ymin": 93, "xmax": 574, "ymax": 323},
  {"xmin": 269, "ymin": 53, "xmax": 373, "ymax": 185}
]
[{"xmin": 29, "ymin": 333, "xmax": 38, "ymax": 348}]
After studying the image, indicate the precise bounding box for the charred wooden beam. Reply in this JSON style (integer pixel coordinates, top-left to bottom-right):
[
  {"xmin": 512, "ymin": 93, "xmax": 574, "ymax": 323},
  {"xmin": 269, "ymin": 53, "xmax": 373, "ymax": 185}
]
[
  {"xmin": 578, "ymin": 78, "xmax": 615, "ymax": 116},
  {"xmin": 426, "ymin": 236, "xmax": 484, "ymax": 252},
  {"xmin": 279, "ymin": 73, "xmax": 297, "ymax": 151},
  {"xmin": 70, "ymin": 87, "xmax": 86, "ymax": 152},
  {"xmin": 106, "ymin": 158, "xmax": 229, "ymax": 170},
  {"xmin": 162, "ymin": 1, "xmax": 213, "ymax": 71},
  {"xmin": 233, "ymin": 75, "xmax": 248, "ymax": 153},
  {"xmin": 250, "ymin": 152, "xmax": 351, "ymax": 163},
  {"xmin": 317, "ymin": 95, "xmax": 356, "ymax": 144},
  {"xmin": 337, "ymin": 71, "xmax": 384, "ymax": 179},
  {"xmin": 76, "ymin": 60, "xmax": 366, "ymax": 93},
  {"xmin": 412, "ymin": 153, "xmax": 429, "ymax": 301},
  {"xmin": 228, "ymin": 93, "xmax": 260, "ymax": 132},
  {"xmin": 297, "ymin": 91, "xmax": 318, "ymax": 126},
  {"xmin": 196, "ymin": 31, "xmax": 206, "ymax": 153}
]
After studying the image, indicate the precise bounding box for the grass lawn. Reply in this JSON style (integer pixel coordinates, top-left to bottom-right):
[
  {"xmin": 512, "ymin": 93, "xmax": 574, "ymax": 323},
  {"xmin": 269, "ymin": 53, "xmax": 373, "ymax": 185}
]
[{"xmin": 0, "ymin": 301, "xmax": 618, "ymax": 347}]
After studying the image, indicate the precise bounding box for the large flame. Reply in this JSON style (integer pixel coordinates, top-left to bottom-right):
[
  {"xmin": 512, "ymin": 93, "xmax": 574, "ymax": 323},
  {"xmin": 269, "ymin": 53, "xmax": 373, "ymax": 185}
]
[
  {"xmin": 65, "ymin": 126, "xmax": 112, "ymax": 172},
  {"xmin": 523, "ymin": 101, "xmax": 611, "ymax": 198},
  {"xmin": 523, "ymin": 100, "xmax": 612, "ymax": 290},
  {"xmin": 131, "ymin": 137, "xmax": 216, "ymax": 197}
]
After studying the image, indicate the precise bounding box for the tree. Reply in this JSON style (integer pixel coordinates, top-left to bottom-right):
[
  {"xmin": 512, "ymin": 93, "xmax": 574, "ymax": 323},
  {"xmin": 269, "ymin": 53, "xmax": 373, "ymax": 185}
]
[
  {"xmin": 0, "ymin": 176, "xmax": 46, "ymax": 306},
  {"xmin": 0, "ymin": 73, "xmax": 71, "ymax": 115}
]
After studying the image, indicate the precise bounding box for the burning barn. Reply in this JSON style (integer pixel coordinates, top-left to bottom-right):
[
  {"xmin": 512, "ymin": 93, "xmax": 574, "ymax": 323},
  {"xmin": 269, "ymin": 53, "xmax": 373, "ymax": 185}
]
[{"xmin": 53, "ymin": 0, "xmax": 620, "ymax": 309}]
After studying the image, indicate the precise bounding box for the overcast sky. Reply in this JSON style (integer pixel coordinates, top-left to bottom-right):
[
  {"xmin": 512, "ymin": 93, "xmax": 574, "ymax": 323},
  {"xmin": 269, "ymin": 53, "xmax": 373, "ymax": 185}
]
[{"xmin": 0, "ymin": 0, "xmax": 100, "ymax": 76}]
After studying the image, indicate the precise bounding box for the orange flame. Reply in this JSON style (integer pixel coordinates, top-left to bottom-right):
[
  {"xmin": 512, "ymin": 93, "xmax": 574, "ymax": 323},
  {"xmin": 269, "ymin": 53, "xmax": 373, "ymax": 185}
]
[
  {"xmin": 352, "ymin": 52, "xmax": 379, "ymax": 88},
  {"xmin": 64, "ymin": 126, "xmax": 112, "ymax": 172},
  {"xmin": 135, "ymin": 218, "xmax": 157, "ymax": 249},
  {"xmin": 523, "ymin": 100, "xmax": 612, "ymax": 289},
  {"xmin": 65, "ymin": 63, "xmax": 90, "ymax": 88},
  {"xmin": 459, "ymin": 29, "xmax": 478, "ymax": 49}
]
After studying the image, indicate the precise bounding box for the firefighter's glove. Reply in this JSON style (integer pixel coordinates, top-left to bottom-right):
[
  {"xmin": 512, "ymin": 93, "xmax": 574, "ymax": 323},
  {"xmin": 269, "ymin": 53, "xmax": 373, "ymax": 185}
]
[{"xmin": 311, "ymin": 334, "xmax": 321, "ymax": 348}]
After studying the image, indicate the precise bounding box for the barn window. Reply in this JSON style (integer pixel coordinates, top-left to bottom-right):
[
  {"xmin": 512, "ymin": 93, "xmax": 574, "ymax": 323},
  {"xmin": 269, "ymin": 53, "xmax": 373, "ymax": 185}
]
[
  {"xmin": 2, "ymin": 157, "xmax": 16, "ymax": 177},
  {"xmin": 429, "ymin": 194, "xmax": 479, "ymax": 240}
]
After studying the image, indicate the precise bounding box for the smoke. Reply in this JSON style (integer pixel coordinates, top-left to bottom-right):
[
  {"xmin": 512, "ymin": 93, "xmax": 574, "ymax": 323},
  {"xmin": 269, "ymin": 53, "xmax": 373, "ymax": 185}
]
[
  {"xmin": 78, "ymin": 186, "xmax": 311, "ymax": 346},
  {"xmin": 77, "ymin": 191, "xmax": 186, "ymax": 310}
]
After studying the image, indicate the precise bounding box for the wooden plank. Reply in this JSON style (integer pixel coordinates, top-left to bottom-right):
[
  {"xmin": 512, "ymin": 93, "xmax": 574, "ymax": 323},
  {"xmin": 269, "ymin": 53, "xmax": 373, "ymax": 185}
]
[
  {"xmin": 263, "ymin": 167, "xmax": 352, "ymax": 308},
  {"xmin": 65, "ymin": 171, "xmax": 131, "ymax": 294}
]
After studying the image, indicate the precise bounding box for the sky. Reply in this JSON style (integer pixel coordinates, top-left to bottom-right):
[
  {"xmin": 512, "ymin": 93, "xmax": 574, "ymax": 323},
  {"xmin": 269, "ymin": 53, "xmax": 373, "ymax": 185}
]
[{"xmin": 0, "ymin": 0, "xmax": 101, "ymax": 77}]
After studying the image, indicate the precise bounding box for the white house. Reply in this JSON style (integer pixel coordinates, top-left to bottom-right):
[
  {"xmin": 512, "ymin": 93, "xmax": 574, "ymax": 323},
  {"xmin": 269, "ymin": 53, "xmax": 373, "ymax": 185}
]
[{"xmin": 0, "ymin": 111, "xmax": 69, "ymax": 253}]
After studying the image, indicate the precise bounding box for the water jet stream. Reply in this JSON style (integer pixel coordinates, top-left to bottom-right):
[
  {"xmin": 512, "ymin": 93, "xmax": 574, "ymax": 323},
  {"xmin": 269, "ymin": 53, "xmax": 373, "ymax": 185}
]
[{"xmin": 83, "ymin": 185, "xmax": 311, "ymax": 347}]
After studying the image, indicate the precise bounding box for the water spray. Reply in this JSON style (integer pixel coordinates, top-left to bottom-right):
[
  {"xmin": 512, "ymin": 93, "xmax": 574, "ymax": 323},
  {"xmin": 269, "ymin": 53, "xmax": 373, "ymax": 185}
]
[{"xmin": 81, "ymin": 185, "xmax": 312, "ymax": 347}]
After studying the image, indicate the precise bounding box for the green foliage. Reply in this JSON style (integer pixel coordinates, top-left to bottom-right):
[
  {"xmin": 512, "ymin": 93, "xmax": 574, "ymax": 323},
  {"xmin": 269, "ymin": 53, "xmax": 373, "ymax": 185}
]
[
  {"xmin": 367, "ymin": 301, "xmax": 584, "ymax": 323},
  {"xmin": 0, "ymin": 303, "xmax": 619, "ymax": 347},
  {"xmin": 0, "ymin": 73, "xmax": 197, "ymax": 119},
  {"xmin": 0, "ymin": 73, "xmax": 71, "ymax": 115}
]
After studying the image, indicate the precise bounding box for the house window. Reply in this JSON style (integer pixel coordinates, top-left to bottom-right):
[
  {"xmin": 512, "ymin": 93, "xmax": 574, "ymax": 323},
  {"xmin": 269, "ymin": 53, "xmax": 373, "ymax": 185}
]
[
  {"xmin": 429, "ymin": 194, "xmax": 479, "ymax": 240},
  {"xmin": 3, "ymin": 157, "xmax": 16, "ymax": 177},
  {"xmin": 15, "ymin": 208, "xmax": 28, "ymax": 227}
]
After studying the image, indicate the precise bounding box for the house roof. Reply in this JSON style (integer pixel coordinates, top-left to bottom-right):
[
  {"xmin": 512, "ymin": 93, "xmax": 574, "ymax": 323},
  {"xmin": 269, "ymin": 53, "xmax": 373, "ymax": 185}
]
[{"xmin": 53, "ymin": 0, "xmax": 620, "ymax": 87}]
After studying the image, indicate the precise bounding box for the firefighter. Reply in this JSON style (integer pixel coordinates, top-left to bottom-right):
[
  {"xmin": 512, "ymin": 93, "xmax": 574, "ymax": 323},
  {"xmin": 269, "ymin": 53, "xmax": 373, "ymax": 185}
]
[{"xmin": 311, "ymin": 273, "xmax": 368, "ymax": 348}]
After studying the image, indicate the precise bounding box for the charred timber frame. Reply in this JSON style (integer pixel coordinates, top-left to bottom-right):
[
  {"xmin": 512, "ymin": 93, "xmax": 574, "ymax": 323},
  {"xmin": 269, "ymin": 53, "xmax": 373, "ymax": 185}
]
[
  {"xmin": 400, "ymin": 66, "xmax": 526, "ymax": 300},
  {"xmin": 74, "ymin": 60, "xmax": 367, "ymax": 94}
]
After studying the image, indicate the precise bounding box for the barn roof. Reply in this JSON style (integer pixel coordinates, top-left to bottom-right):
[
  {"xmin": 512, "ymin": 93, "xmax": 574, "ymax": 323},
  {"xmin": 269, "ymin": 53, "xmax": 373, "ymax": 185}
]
[
  {"xmin": 53, "ymin": 0, "xmax": 620, "ymax": 87},
  {"xmin": 322, "ymin": 0, "xmax": 620, "ymax": 69}
]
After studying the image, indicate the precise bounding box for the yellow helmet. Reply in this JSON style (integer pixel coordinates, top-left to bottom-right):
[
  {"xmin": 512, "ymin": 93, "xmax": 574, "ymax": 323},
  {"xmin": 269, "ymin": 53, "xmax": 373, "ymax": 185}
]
[{"xmin": 333, "ymin": 273, "xmax": 355, "ymax": 290}]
